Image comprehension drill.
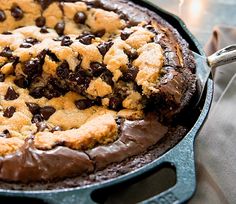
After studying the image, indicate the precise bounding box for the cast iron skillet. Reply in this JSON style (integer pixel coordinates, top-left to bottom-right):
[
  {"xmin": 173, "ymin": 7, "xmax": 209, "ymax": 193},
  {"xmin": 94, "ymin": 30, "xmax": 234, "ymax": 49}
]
[{"xmin": 0, "ymin": 1, "xmax": 213, "ymax": 203}]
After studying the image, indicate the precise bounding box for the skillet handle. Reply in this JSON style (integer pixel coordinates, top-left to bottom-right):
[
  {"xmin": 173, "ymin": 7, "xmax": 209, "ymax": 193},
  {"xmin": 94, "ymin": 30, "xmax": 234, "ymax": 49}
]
[
  {"xmin": 208, "ymin": 44, "xmax": 236, "ymax": 68},
  {"xmin": 141, "ymin": 135, "xmax": 196, "ymax": 204}
]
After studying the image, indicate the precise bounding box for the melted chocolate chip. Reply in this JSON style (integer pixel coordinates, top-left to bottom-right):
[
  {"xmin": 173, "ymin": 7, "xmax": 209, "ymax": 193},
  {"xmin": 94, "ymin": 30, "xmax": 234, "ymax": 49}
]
[
  {"xmin": 56, "ymin": 61, "xmax": 70, "ymax": 79},
  {"xmin": 32, "ymin": 114, "xmax": 44, "ymax": 124},
  {"xmin": 0, "ymin": 73, "xmax": 5, "ymax": 82},
  {"xmin": 94, "ymin": 29, "xmax": 106, "ymax": 38},
  {"xmin": 54, "ymin": 21, "xmax": 65, "ymax": 35},
  {"xmin": 2, "ymin": 31, "xmax": 12, "ymax": 35},
  {"xmin": 11, "ymin": 5, "xmax": 24, "ymax": 21},
  {"xmin": 25, "ymin": 38, "xmax": 39, "ymax": 45},
  {"xmin": 20, "ymin": 43, "xmax": 32, "ymax": 48},
  {"xmin": 0, "ymin": 10, "xmax": 6, "ymax": 22},
  {"xmin": 14, "ymin": 75, "xmax": 30, "ymax": 88},
  {"xmin": 121, "ymin": 66, "xmax": 138, "ymax": 82},
  {"xmin": 35, "ymin": 16, "xmax": 46, "ymax": 27},
  {"xmin": 2, "ymin": 129, "xmax": 11, "ymax": 138},
  {"xmin": 10, "ymin": 56, "xmax": 19, "ymax": 67},
  {"xmin": 100, "ymin": 70, "xmax": 114, "ymax": 86},
  {"xmin": 46, "ymin": 50, "xmax": 60, "ymax": 62},
  {"xmin": 97, "ymin": 41, "xmax": 114, "ymax": 56},
  {"xmin": 109, "ymin": 97, "xmax": 122, "ymax": 110},
  {"xmin": 29, "ymin": 87, "xmax": 45, "ymax": 99},
  {"xmin": 124, "ymin": 49, "xmax": 138, "ymax": 61},
  {"xmin": 90, "ymin": 62, "xmax": 106, "ymax": 77},
  {"xmin": 40, "ymin": 106, "xmax": 56, "ymax": 120},
  {"xmin": 40, "ymin": 26, "xmax": 49, "ymax": 33},
  {"xmin": 74, "ymin": 12, "xmax": 87, "ymax": 24},
  {"xmin": 37, "ymin": 49, "xmax": 47, "ymax": 64},
  {"xmin": 23, "ymin": 58, "xmax": 42, "ymax": 78},
  {"xmin": 26, "ymin": 102, "xmax": 40, "ymax": 115},
  {"xmin": 43, "ymin": 88, "xmax": 61, "ymax": 99},
  {"xmin": 61, "ymin": 36, "xmax": 73, "ymax": 46},
  {"xmin": 0, "ymin": 47, "xmax": 13, "ymax": 58},
  {"xmin": 121, "ymin": 30, "xmax": 132, "ymax": 40},
  {"xmin": 75, "ymin": 99, "xmax": 94, "ymax": 110},
  {"xmin": 145, "ymin": 25, "xmax": 157, "ymax": 34},
  {"xmin": 5, "ymin": 87, "xmax": 19, "ymax": 100},
  {"xmin": 77, "ymin": 34, "xmax": 95, "ymax": 45},
  {"xmin": 51, "ymin": 126, "xmax": 62, "ymax": 132},
  {"xmin": 3, "ymin": 106, "xmax": 16, "ymax": 118}
]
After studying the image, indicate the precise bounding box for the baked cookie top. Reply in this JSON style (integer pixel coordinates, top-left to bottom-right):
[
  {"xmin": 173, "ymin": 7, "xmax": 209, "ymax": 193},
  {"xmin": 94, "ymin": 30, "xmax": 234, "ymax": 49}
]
[{"xmin": 0, "ymin": 0, "xmax": 196, "ymax": 182}]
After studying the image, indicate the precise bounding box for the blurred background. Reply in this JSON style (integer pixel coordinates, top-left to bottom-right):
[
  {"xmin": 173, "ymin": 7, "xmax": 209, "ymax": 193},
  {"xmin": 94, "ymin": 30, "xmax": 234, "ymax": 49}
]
[{"xmin": 152, "ymin": 0, "xmax": 236, "ymax": 45}]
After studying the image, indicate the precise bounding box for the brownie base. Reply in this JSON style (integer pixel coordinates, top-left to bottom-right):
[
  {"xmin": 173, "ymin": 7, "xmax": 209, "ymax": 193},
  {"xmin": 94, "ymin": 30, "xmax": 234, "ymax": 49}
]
[{"xmin": 0, "ymin": 125, "xmax": 187, "ymax": 190}]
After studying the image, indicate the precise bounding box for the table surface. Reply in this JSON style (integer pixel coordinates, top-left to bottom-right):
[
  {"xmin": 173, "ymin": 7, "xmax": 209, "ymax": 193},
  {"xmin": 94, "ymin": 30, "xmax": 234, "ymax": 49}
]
[{"xmin": 152, "ymin": 0, "xmax": 236, "ymax": 46}]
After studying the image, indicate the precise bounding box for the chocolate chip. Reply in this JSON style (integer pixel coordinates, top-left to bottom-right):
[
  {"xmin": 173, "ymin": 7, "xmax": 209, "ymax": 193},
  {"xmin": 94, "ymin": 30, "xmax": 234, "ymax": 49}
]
[
  {"xmin": 90, "ymin": 62, "xmax": 106, "ymax": 77},
  {"xmin": 94, "ymin": 29, "xmax": 106, "ymax": 38},
  {"xmin": 75, "ymin": 99, "xmax": 94, "ymax": 110},
  {"xmin": 2, "ymin": 129, "xmax": 11, "ymax": 138},
  {"xmin": 11, "ymin": 5, "xmax": 24, "ymax": 21},
  {"xmin": 45, "ymin": 49, "xmax": 60, "ymax": 62},
  {"xmin": 100, "ymin": 70, "xmax": 114, "ymax": 86},
  {"xmin": 109, "ymin": 97, "xmax": 122, "ymax": 110},
  {"xmin": 124, "ymin": 49, "xmax": 138, "ymax": 61},
  {"xmin": 29, "ymin": 86, "xmax": 44, "ymax": 99},
  {"xmin": 9, "ymin": 56, "xmax": 19, "ymax": 68},
  {"xmin": 0, "ymin": 130, "xmax": 11, "ymax": 138},
  {"xmin": 0, "ymin": 10, "xmax": 6, "ymax": 22},
  {"xmin": 97, "ymin": 41, "xmax": 114, "ymax": 56},
  {"xmin": 61, "ymin": 36, "xmax": 73, "ymax": 46},
  {"xmin": 51, "ymin": 126, "xmax": 62, "ymax": 132},
  {"xmin": 74, "ymin": 12, "xmax": 87, "ymax": 24},
  {"xmin": 14, "ymin": 75, "xmax": 30, "ymax": 88},
  {"xmin": 74, "ymin": 66, "xmax": 92, "ymax": 86},
  {"xmin": 40, "ymin": 26, "xmax": 49, "ymax": 33},
  {"xmin": 31, "ymin": 114, "xmax": 44, "ymax": 123},
  {"xmin": 0, "ymin": 73, "xmax": 5, "ymax": 82},
  {"xmin": 121, "ymin": 65, "xmax": 138, "ymax": 82},
  {"xmin": 43, "ymin": 89, "xmax": 61, "ymax": 99},
  {"xmin": 54, "ymin": 21, "xmax": 65, "ymax": 35},
  {"xmin": 121, "ymin": 30, "xmax": 132, "ymax": 40},
  {"xmin": 77, "ymin": 34, "xmax": 95, "ymax": 45},
  {"xmin": 0, "ymin": 47, "xmax": 13, "ymax": 58},
  {"xmin": 3, "ymin": 106, "xmax": 16, "ymax": 118},
  {"xmin": 36, "ymin": 122, "xmax": 48, "ymax": 132},
  {"xmin": 145, "ymin": 25, "xmax": 157, "ymax": 34},
  {"xmin": 56, "ymin": 61, "xmax": 70, "ymax": 79},
  {"xmin": 26, "ymin": 102, "xmax": 40, "ymax": 115},
  {"xmin": 25, "ymin": 37, "xmax": 39, "ymax": 45},
  {"xmin": 2, "ymin": 31, "xmax": 12, "ymax": 35},
  {"xmin": 5, "ymin": 87, "xmax": 19, "ymax": 100},
  {"xmin": 23, "ymin": 58, "xmax": 42, "ymax": 78},
  {"xmin": 40, "ymin": 106, "xmax": 56, "ymax": 120},
  {"xmin": 35, "ymin": 16, "xmax": 46, "ymax": 27},
  {"xmin": 20, "ymin": 43, "xmax": 32, "ymax": 48}
]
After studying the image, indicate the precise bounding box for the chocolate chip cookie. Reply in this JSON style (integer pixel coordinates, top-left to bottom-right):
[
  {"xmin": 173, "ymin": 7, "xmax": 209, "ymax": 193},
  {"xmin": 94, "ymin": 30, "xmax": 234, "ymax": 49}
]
[{"xmin": 0, "ymin": 0, "xmax": 196, "ymax": 183}]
